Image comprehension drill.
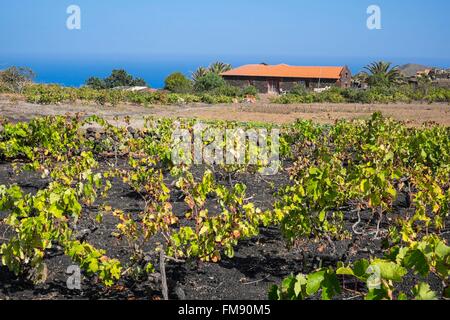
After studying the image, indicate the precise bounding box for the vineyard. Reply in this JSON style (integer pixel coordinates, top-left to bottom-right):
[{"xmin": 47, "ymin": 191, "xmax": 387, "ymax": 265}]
[
  {"xmin": 272, "ymin": 86, "xmax": 450, "ymax": 104},
  {"xmin": 21, "ymin": 84, "xmax": 239, "ymax": 106},
  {"xmin": 0, "ymin": 113, "xmax": 449, "ymax": 300},
  {"xmin": 2, "ymin": 83, "xmax": 450, "ymax": 107}
]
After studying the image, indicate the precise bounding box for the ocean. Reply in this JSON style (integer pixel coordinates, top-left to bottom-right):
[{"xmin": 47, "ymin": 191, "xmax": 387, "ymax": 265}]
[{"xmin": 1, "ymin": 54, "xmax": 449, "ymax": 89}]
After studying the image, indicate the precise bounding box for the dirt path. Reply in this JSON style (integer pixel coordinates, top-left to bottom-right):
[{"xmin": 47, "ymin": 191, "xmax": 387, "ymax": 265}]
[{"xmin": 1, "ymin": 96, "xmax": 449, "ymax": 127}]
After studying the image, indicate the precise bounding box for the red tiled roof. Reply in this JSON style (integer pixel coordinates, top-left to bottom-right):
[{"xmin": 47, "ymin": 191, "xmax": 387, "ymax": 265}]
[{"xmin": 221, "ymin": 64, "xmax": 345, "ymax": 79}]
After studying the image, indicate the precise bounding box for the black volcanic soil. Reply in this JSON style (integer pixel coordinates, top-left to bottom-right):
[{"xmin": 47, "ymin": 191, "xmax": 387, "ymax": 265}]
[{"xmin": 0, "ymin": 159, "xmax": 448, "ymax": 300}]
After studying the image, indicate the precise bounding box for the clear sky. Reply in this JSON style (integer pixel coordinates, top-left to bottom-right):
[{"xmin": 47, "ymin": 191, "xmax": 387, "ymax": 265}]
[
  {"xmin": 0, "ymin": 0, "xmax": 449, "ymax": 87},
  {"xmin": 1, "ymin": 0, "xmax": 449, "ymax": 60}
]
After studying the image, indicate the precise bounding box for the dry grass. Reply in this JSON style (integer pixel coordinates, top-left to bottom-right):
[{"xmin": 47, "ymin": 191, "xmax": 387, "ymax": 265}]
[{"xmin": 1, "ymin": 95, "xmax": 449, "ymax": 127}]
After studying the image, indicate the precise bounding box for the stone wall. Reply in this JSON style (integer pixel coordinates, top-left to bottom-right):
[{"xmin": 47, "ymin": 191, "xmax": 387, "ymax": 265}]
[
  {"xmin": 224, "ymin": 77, "xmax": 269, "ymax": 93},
  {"xmin": 223, "ymin": 76, "xmax": 345, "ymax": 93}
]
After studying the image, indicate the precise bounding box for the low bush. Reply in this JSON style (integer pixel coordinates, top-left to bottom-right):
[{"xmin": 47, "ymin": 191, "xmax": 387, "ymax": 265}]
[
  {"xmin": 210, "ymin": 84, "xmax": 241, "ymax": 97},
  {"xmin": 85, "ymin": 69, "xmax": 147, "ymax": 89},
  {"xmin": 164, "ymin": 72, "xmax": 193, "ymax": 94},
  {"xmin": 16, "ymin": 83, "xmax": 450, "ymax": 106},
  {"xmin": 289, "ymin": 84, "xmax": 307, "ymax": 95},
  {"xmin": 272, "ymin": 85, "xmax": 450, "ymax": 104},
  {"xmin": 20, "ymin": 84, "xmax": 239, "ymax": 106},
  {"xmin": 199, "ymin": 94, "xmax": 234, "ymax": 104},
  {"xmin": 242, "ymin": 85, "xmax": 258, "ymax": 97},
  {"xmin": 0, "ymin": 67, "xmax": 35, "ymax": 93},
  {"xmin": 194, "ymin": 73, "xmax": 226, "ymax": 92}
]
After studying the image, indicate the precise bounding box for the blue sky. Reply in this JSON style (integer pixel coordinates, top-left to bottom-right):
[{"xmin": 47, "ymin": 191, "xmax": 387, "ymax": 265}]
[
  {"xmin": 0, "ymin": 0, "xmax": 448, "ymax": 87},
  {"xmin": 1, "ymin": 0, "xmax": 449, "ymax": 59}
]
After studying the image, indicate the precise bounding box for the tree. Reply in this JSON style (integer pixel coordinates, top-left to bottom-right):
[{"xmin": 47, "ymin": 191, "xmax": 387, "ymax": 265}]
[
  {"xmin": 194, "ymin": 72, "xmax": 226, "ymax": 92},
  {"xmin": 85, "ymin": 69, "xmax": 148, "ymax": 89},
  {"xmin": 209, "ymin": 61, "xmax": 232, "ymax": 75},
  {"xmin": 164, "ymin": 72, "xmax": 193, "ymax": 93},
  {"xmin": 132, "ymin": 77, "xmax": 147, "ymax": 87},
  {"xmin": 85, "ymin": 77, "xmax": 106, "ymax": 90},
  {"xmin": 104, "ymin": 69, "xmax": 147, "ymax": 88},
  {"xmin": 191, "ymin": 61, "xmax": 233, "ymax": 92},
  {"xmin": 363, "ymin": 61, "xmax": 402, "ymax": 87},
  {"xmin": 192, "ymin": 61, "xmax": 233, "ymax": 82},
  {"xmin": 192, "ymin": 67, "xmax": 208, "ymax": 82},
  {"xmin": 0, "ymin": 66, "xmax": 35, "ymax": 93}
]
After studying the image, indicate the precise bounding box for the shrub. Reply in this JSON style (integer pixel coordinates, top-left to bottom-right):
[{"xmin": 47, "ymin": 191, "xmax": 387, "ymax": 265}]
[
  {"xmin": 194, "ymin": 73, "xmax": 226, "ymax": 92},
  {"xmin": 210, "ymin": 84, "xmax": 241, "ymax": 97},
  {"xmin": 85, "ymin": 69, "xmax": 148, "ymax": 89},
  {"xmin": 242, "ymin": 85, "xmax": 258, "ymax": 97},
  {"xmin": 272, "ymin": 85, "xmax": 450, "ymax": 105},
  {"xmin": 199, "ymin": 94, "xmax": 234, "ymax": 104},
  {"xmin": 20, "ymin": 82, "xmax": 450, "ymax": 107},
  {"xmin": 0, "ymin": 81, "xmax": 9, "ymax": 93},
  {"xmin": 104, "ymin": 69, "xmax": 147, "ymax": 88},
  {"xmin": 164, "ymin": 72, "xmax": 193, "ymax": 93},
  {"xmin": 0, "ymin": 66, "xmax": 35, "ymax": 93},
  {"xmin": 321, "ymin": 91, "xmax": 345, "ymax": 103},
  {"xmin": 425, "ymin": 88, "xmax": 450, "ymax": 103},
  {"xmin": 273, "ymin": 94, "xmax": 303, "ymax": 104},
  {"xmin": 289, "ymin": 84, "xmax": 307, "ymax": 95},
  {"xmin": 85, "ymin": 77, "xmax": 106, "ymax": 90}
]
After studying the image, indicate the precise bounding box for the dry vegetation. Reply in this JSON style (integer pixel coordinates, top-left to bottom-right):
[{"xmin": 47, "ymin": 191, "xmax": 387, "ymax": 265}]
[{"xmin": 1, "ymin": 95, "xmax": 450, "ymax": 127}]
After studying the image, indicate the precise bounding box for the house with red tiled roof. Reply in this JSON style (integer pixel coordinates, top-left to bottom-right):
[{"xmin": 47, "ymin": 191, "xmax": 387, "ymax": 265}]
[{"xmin": 221, "ymin": 64, "xmax": 352, "ymax": 94}]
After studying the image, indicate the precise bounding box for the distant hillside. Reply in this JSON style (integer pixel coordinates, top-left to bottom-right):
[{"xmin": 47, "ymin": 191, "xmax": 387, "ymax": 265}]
[{"xmin": 398, "ymin": 64, "xmax": 431, "ymax": 77}]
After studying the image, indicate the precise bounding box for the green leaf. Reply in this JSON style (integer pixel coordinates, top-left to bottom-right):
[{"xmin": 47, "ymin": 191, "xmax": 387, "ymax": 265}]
[
  {"xmin": 384, "ymin": 151, "xmax": 394, "ymax": 162},
  {"xmin": 365, "ymin": 288, "xmax": 388, "ymax": 300},
  {"xmin": 403, "ymin": 250, "xmax": 429, "ymax": 277},
  {"xmin": 353, "ymin": 259, "xmax": 370, "ymax": 279},
  {"xmin": 413, "ymin": 283, "xmax": 437, "ymax": 300},
  {"xmin": 318, "ymin": 210, "xmax": 326, "ymax": 222},
  {"xmin": 336, "ymin": 266, "xmax": 354, "ymax": 276},
  {"xmin": 372, "ymin": 260, "xmax": 407, "ymax": 282},
  {"xmin": 435, "ymin": 241, "xmax": 450, "ymax": 259},
  {"xmin": 360, "ymin": 179, "xmax": 370, "ymax": 193},
  {"xmin": 421, "ymin": 150, "xmax": 427, "ymax": 159},
  {"xmin": 281, "ymin": 274, "xmax": 297, "ymax": 300},
  {"xmin": 48, "ymin": 204, "xmax": 64, "ymax": 218},
  {"xmin": 294, "ymin": 274, "xmax": 307, "ymax": 298},
  {"xmin": 268, "ymin": 285, "xmax": 280, "ymax": 300},
  {"xmin": 369, "ymin": 194, "xmax": 381, "ymax": 207},
  {"xmin": 321, "ymin": 271, "xmax": 341, "ymax": 300},
  {"xmin": 444, "ymin": 286, "xmax": 450, "ymax": 299},
  {"xmin": 398, "ymin": 293, "xmax": 408, "ymax": 300},
  {"xmin": 89, "ymin": 259, "xmax": 99, "ymax": 273},
  {"xmin": 386, "ymin": 186, "xmax": 397, "ymax": 197},
  {"xmin": 306, "ymin": 270, "xmax": 326, "ymax": 296}
]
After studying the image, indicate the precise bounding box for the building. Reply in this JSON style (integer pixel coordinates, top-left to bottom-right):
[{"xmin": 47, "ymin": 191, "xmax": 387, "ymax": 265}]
[
  {"xmin": 221, "ymin": 64, "xmax": 352, "ymax": 94},
  {"xmin": 407, "ymin": 68, "xmax": 450, "ymax": 89}
]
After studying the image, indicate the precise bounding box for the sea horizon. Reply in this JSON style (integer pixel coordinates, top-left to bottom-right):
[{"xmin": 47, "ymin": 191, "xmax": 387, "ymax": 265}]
[{"xmin": 1, "ymin": 54, "xmax": 449, "ymax": 89}]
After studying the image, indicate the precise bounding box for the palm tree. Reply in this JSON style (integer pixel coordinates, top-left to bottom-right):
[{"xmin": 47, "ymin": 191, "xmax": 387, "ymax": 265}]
[
  {"xmin": 208, "ymin": 61, "xmax": 232, "ymax": 75},
  {"xmin": 363, "ymin": 61, "xmax": 402, "ymax": 87},
  {"xmin": 192, "ymin": 67, "xmax": 208, "ymax": 82}
]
